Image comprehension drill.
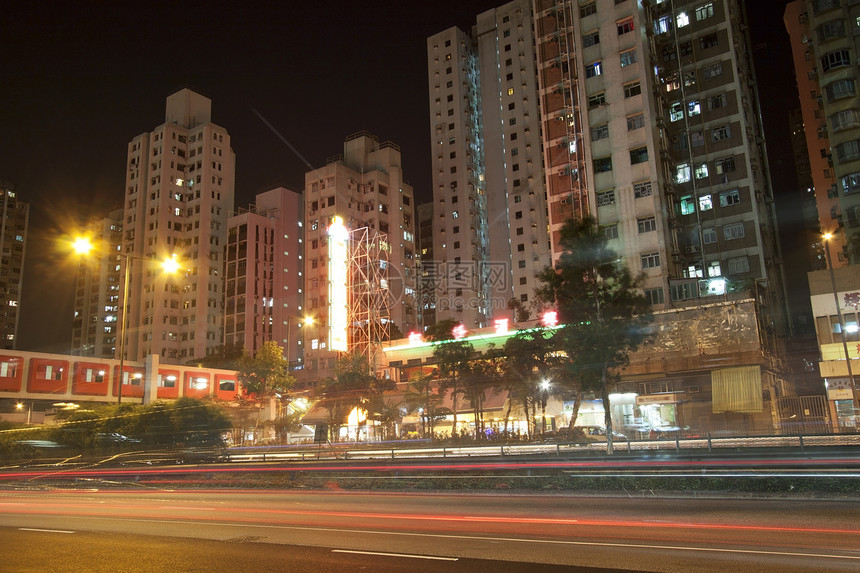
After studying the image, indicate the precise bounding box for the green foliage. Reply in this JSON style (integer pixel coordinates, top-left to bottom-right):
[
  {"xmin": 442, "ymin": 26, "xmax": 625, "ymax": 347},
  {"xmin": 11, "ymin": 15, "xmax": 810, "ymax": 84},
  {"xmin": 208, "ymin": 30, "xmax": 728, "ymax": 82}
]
[
  {"xmin": 236, "ymin": 341, "xmax": 295, "ymax": 403},
  {"xmin": 403, "ymin": 370, "xmax": 449, "ymax": 437},
  {"xmin": 320, "ymin": 353, "xmax": 395, "ymax": 440},
  {"xmin": 502, "ymin": 328, "xmax": 562, "ymax": 435},
  {"xmin": 535, "ymin": 217, "xmax": 653, "ymax": 452},
  {"xmin": 188, "ymin": 343, "xmax": 245, "ymax": 369},
  {"xmin": 433, "ymin": 338, "xmax": 475, "ymax": 433},
  {"xmin": 424, "ymin": 319, "xmax": 458, "ymax": 342},
  {"xmin": 41, "ymin": 399, "xmax": 231, "ymax": 450}
]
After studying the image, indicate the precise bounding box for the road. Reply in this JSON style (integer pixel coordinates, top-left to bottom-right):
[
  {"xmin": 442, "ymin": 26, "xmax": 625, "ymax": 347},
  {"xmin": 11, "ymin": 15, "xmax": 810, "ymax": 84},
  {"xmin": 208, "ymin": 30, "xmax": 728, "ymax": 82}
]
[{"xmin": 0, "ymin": 489, "xmax": 857, "ymax": 571}]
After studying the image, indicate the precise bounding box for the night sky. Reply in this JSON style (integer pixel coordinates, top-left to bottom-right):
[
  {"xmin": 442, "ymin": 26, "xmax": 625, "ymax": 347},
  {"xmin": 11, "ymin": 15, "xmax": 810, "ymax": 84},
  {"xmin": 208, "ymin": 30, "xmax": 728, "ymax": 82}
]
[{"xmin": 1, "ymin": 0, "xmax": 795, "ymax": 353}]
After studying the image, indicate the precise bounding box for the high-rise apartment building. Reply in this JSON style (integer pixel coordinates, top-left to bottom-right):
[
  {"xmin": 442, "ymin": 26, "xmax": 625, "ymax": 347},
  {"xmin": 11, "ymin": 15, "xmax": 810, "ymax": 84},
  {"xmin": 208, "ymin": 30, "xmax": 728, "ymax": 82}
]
[
  {"xmin": 533, "ymin": 0, "xmax": 785, "ymax": 316},
  {"xmin": 785, "ymin": 0, "xmax": 846, "ymax": 266},
  {"xmin": 427, "ymin": 0, "xmax": 551, "ymax": 327},
  {"xmin": 429, "ymin": 0, "xmax": 784, "ymax": 331},
  {"xmin": 416, "ymin": 201, "xmax": 435, "ymax": 330},
  {"xmin": 786, "ymin": 0, "xmax": 860, "ymax": 263},
  {"xmin": 225, "ymin": 187, "xmax": 303, "ymax": 365},
  {"xmin": 0, "ymin": 183, "xmax": 28, "ymax": 350},
  {"xmin": 302, "ymin": 132, "xmax": 418, "ymax": 384},
  {"xmin": 121, "ymin": 89, "xmax": 235, "ymax": 364},
  {"xmin": 72, "ymin": 208, "xmax": 123, "ymax": 357}
]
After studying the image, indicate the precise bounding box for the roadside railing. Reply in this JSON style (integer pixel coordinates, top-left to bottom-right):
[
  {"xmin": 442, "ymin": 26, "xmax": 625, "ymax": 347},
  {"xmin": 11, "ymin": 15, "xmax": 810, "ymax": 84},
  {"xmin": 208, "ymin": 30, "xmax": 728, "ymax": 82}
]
[{"xmin": 223, "ymin": 433, "xmax": 860, "ymax": 463}]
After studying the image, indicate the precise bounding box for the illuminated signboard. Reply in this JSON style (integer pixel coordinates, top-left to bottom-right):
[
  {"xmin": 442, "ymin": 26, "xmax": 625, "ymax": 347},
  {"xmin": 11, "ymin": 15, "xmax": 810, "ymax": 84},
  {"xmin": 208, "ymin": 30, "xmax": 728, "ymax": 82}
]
[
  {"xmin": 541, "ymin": 311, "xmax": 559, "ymax": 327},
  {"xmin": 328, "ymin": 216, "xmax": 349, "ymax": 352},
  {"xmin": 494, "ymin": 318, "xmax": 509, "ymax": 335},
  {"xmin": 408, "ymin": 331, "xmax": 423, "ymax": 345},
  {"xmin": 452, "ymin": 324, "xmax": 467, "ymax": 339}
]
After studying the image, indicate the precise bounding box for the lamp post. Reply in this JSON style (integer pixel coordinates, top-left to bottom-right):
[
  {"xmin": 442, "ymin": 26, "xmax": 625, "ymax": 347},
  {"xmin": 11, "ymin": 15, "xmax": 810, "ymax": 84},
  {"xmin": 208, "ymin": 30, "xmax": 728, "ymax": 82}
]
[
  {"xmin": 73, "ymin": 237, "xmax": 180, "ymax": 404},
  {"xmin": 15, "ymin": 401, "xmax": 31, "ymax": 425},
  {"xmin": 823, "ymin": 233, "xmax": 857, "ymax": 421}
]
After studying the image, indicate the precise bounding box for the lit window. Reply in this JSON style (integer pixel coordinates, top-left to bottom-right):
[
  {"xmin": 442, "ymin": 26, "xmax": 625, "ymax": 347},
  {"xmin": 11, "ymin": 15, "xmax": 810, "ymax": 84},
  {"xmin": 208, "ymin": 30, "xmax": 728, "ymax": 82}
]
[
  {"xmin": 675, "ymin": 163, "xmax": 691, "ymax": 183},
  {"xmin": 620, "ymin": 49, "xmax": 637, "ymax": 67},
  {"xmin": 699, "ymin": 194, "xmax": 713, "ymax": 211},
  {"xmin": 680, "ymin": 195, "xmax": 696, "ymax": 215},
  {"xmin": 677, "ymin": 12, "xmax": 690, "ymax": 27},
  {"xmin": 696, "ymin": 3, "xmax": 714, "ymax": 20},
  {"xmin": 585, "ymin": 61, "xmax": 603, "ymax": 78},
  {"xmin": 695, "ymin": 163, "xmax": 709, "ymax": 179}
]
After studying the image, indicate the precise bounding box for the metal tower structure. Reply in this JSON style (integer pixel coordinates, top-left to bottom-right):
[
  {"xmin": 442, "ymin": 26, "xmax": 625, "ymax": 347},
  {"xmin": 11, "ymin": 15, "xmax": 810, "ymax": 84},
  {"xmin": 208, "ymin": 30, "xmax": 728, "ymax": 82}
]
[{"xmin": 348, "ymin": 226, "xmax": 390, "ymax": 371}]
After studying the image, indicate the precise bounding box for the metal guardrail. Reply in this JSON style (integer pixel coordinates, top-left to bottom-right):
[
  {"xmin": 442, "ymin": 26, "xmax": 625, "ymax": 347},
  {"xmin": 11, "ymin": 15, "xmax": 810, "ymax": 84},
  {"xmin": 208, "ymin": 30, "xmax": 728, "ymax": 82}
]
[{"xmin": 223, "ymin": 434, "xmax": 860, "ymax": 463}]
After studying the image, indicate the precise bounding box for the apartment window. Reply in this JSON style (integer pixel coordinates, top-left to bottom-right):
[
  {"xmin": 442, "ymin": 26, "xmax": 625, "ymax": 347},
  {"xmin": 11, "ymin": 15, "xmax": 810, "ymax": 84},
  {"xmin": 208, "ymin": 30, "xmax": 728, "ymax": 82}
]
[
  {"xmin": 695, "ymin": 3, "xmax": 714, "ymax": 20},
  {"xmin": 691, "ymin": 131, "xmax": 705, "ymax": 147},
  {"xmin": 708, "ymin": 261, "xmax": 722, "ymax": 278},
  {"xmin": 645, "ymin": 288, "xmax": 665, "ymax": 305},
  {"xmin": 683, "ymin": 264, "xmax": 704, "ymax": 279},
  {"xmin": 675, "ymin": 163, "xmax": 691, "ymax": 183},
  {"xmin": 447, "ymin": 80, "xmax": 453, "ymax": 88},
  {"xmin": 702, "ymin": 62, "xmax": 722, "ymax": 79},
  {"xmin": 836, "ymin": 140, "xmax": 860, "ymax": 162},
  {"xmin": 699, "ymin": 33, "xmax": 718, "ymax": 50},
  {"xmin": 507, "ymin": 87, "xmax": 514, "ymax": 96},
  {"xmin": 712, "ymin": 125, "xmax": 731, "ymax": 141},
  {"xmin": 669, "ymin": 102, "xmax": 684, "ymax": 122},
  {"xmin": 831, "ymin": 110, "xmax": 860, "ymax": 131},
  {"xmin": 518, "ymin": 260, "xmax": 526, "ymax": 268},
  {"xmin": 842, "ymin": 171, "xmax": 860, "ymax": 194},
  {"xmin": 583, "ymin": 30, "xmax": 600, "ymax": 47},
  {"xmin": 818, "ymin": 20, "xmax": 845, "ymax": 41},
  {"xmin": 585, "ymin": 61, "xmax": 603, "ymax": 78},
  {"xmin": 641, "ymin": 252, "xmax": 661, "ymax": 269},
  {"xmin": 821, "ymin": 49, "xmax": 851, "ymax": 72},
  {"xmin": 627, "ymin": 113, "xmax": 645, "ymax": 131},
  {"xmin": 505, "ymin": 58, "xmax": 512, "ymax": 66},
  {"xmin": 597, "ymin": 190, "xmax": 615, "ymax": 206},
  {"xmin": 580, "ymin": 1, "xmax": 597, "ymax": 17},
  {"xmin": 516, "ymin": 227, "xmax": 523, "ymax": 236},
  {"xmin": 588, "ymin": 92, "xmax": 606, "ymax": 108},
  {"xmin": 699, "ymin": 194, "xmax": 713, "ymax": 211},
  {"xmin": 688, "ymin": 100, "xmax": 701, "ymax": 116},
  {"xmin": 446, "ymin": 66, "xmax": 452, "ymax": 74},
  {"xmin": 695, "ymin": 163, "xmax": 709, "ymax": 179},
  {"xmin": 506, "ymin": 72, "xmax": 514, "ymax": 81},
  {"xmin": 620, "ymin": 49, "xmax": 637, "ymax": 67},
  {"xmin": 617, "ymin": 17, "xmax": 634, "ymax": 35},
  {"xmin": 603, "ymin": 224, "xmax": 619, "ymax": 239},
  {"xmin": 591, "ymin": 123, "xmax": 609, "ymax": 140},
  {"xmin": 826, "ymin": 79, "xmax": 856, "ymax": 102},
  {"xmin": 624, "ymin": 82, "xmax": 642, "ymax": 98},
  {"xmin": 638, "ymin": 216, "xmax": 657, "ymax": 233},
  {"xmin": 634, "ymin": 181, "xmax": 652, "ymax": 198},
  {"xmin": 703, "ymin": 227, "xmax": 717, "ymax": 244},
  {"xmin": 720, "ymin": 189, "xmax": 740, "ymax": 206},
  {"xmin": 655, "ymin": 15, "xmax": 672, "ymax": 34},
  {"xmin": 676, "ymin": 12, "xmax": 690, "ymax": 28},
  {"xmin": 594, "ymin": 156, "xmax": 613, "ymax": 173},
  {"xmin": 630, "ymin": 146, "xmax": 648, "ymax": 164},
  {"xmin": 504, "ymin": 44, "xmax": 511, "ymax": 52},
  {"xmin": 503, "ymin": 29, "xmax": 511, "ymax": 38},
  {"xmin": 515, "ymin": 211, "xmax": 523, "ymax": 220},
  {"xmin": 517, "ymin": 243, "xmax": 525, "ymax": 252},
  {"xmin": 727, "ymin": 256, "xmax": 750, "ymax": 274},
  {"xmin": 680, "ymin": 195, "xmax": 696, "ymax": 215},
  {"xmin": 679, "ymin": 41, "xmax": 693, "ymax": 57}
]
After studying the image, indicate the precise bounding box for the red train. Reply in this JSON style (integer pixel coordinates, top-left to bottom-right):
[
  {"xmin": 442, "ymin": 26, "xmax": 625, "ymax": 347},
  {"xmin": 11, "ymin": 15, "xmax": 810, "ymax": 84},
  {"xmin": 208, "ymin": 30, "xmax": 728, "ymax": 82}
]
[{"xmin": 0, "ymin": 350, "xmax": 239, "ymax": 404}]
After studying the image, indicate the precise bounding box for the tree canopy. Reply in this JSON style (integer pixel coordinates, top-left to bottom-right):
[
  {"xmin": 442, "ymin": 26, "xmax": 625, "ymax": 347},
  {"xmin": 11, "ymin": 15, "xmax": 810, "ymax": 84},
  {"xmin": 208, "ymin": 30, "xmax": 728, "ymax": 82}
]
[{"xmin": 536, "ymin": 217, "xmax": 652, "ymax": 452}]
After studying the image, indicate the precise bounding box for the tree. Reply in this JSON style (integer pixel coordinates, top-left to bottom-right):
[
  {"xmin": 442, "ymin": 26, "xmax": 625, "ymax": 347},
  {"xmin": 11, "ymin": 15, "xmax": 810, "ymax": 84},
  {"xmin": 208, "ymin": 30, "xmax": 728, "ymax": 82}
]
[
  {"xmin": 433, "ymin": 339, "xmax": 474, "ymax": 436},
  {"xmin": 403, "ymin": 370, "xmax": 448, "ymax": 438},
  {"xmin": 536, "ymin": 217, "xmax": 652, "ymax": 453},
  {"xmin": 188, "ymin": 343, "xmax": 245, "ymax": 369},
  {"xmin": 502, "ymin": 328, "xmax": 562, "ymax": 437},
  {"xmin": 321, "ymin": 353, "xmax": 395, "ymax": 441},
  {"xmin": 460, "ymin": 346, "xmax": 504, "ymax": 439},
  {"xmin": 236, "ymin": 341, "xmax": 296, "ymax": 440}
]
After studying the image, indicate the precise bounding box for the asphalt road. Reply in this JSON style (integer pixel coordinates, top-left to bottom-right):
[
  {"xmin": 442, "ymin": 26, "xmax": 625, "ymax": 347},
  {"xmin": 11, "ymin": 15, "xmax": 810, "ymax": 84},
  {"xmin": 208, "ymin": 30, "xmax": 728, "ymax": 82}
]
[{"xmin": 0, "ymin": 489, "xmax": 857, "ymax": 572}]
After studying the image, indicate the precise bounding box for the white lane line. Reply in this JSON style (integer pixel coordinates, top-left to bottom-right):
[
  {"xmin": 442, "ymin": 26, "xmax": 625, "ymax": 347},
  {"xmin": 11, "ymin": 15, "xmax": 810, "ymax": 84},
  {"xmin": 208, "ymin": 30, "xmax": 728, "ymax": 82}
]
[
  {"xmin": 332, "ymin": 549, "xmax": 458, "ymax": 561},
  {"xmin": 47, "ymin": 516, "xmax": 860, "ymax": 563},
  {"xmin": 18, "ymin": 528, "xmax": 75, "ymax": 534}
]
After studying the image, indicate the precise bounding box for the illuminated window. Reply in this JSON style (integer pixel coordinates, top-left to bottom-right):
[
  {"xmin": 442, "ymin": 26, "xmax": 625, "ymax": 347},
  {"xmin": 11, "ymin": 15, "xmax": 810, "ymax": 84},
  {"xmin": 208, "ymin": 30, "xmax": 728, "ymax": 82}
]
[
  {"xmin": 507, "ymin": 87, "xmax": 514, "ymax": 96},
  {"xmin": 677, "ymin": 12, "xmax": 690, "ymax": 28},
  {"xmin": 699, "ymin": 194, "xmax": 713, "ymax": 211}
]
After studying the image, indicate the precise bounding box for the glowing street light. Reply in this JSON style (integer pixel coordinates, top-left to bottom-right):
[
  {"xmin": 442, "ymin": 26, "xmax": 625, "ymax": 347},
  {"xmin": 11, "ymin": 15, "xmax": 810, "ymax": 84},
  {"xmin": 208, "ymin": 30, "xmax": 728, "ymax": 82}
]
[{"xmin": 72, "ymin": 235, "xmax": 181, "ymax": 403}]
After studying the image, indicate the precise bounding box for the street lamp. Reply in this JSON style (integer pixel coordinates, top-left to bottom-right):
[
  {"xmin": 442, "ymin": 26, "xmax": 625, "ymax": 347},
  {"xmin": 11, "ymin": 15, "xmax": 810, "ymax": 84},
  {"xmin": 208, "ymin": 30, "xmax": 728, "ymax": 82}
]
[
  {"xmin": 73, "ymin": 236, "xmax": 181, "ymax": 404},
  {"xmin": 822, "ymin": 233, "xmax": 857, "ymax": 420},
  {"xmin": 285, "ymin": 315, "xmax": 314, "ymax": 370},
  {"xmin": 15, "ymin": 401, "xmax": 32, "ymax": 425}
]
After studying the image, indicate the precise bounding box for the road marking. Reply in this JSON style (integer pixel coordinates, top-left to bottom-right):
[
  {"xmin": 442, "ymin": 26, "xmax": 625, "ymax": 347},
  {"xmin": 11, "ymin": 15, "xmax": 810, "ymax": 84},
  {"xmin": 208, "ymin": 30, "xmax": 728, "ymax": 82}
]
[
  {"xmin": 332, "ymin": 549, "xmax": 458, "ymax": 561},
  {"xmin": 32, "ymin": 515, "xmax": 860, "ymax": 563},
  {"xmin": 18, "ymin": 528, "xmax": 75, "ymax": 534}
]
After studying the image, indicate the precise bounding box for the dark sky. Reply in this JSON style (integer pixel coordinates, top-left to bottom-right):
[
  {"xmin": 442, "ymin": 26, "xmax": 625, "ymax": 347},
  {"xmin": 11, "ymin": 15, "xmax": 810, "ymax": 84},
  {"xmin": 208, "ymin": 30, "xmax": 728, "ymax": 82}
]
[{"xmin": 0, "ymin": 0, "xmax": 796, "ymax": 352}]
